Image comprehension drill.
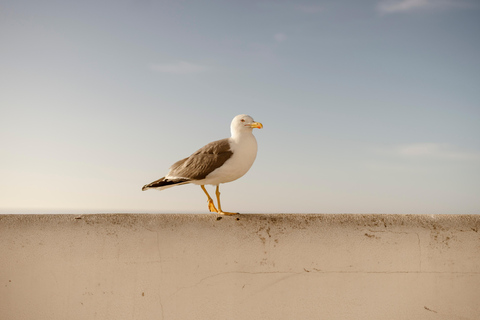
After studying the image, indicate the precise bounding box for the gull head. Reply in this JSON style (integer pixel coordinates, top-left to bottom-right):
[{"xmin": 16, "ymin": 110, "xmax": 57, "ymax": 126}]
[{"xmin": 230, "ymin": 114, "xmax": 263, "ymax": 137}]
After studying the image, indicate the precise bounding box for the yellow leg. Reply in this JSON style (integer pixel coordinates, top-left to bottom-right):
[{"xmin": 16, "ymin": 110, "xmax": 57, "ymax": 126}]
[
  {"xmin": 215, "ymin": 185, "xmax": 238, "ymax": 215},
  {"xmin": 201, "ymin": 185, "xmax": 218, "ymax": 213}
]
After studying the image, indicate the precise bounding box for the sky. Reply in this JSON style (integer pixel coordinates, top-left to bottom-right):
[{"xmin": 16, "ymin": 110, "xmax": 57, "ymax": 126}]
[{"xmin": 1, "ymin": 0, "xmax": 479, "ymax": 214}]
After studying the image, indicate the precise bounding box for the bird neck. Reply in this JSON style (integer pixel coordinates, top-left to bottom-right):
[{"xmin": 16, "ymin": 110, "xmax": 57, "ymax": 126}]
[{"xmin": 230, "ymin": 130, "xmax": 254, "ymax": 142}]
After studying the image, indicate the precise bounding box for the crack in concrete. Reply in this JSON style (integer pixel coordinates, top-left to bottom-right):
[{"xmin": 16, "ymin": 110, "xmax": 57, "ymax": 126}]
[
  {"xmin": 415, "ymin": 232, "xmax": 422, "ymax": 272},
  {"xmin": 159, "ymin": 295, "xmax": 165, "ymax": 320},
  {"xmin": 169, "ymin": 268, "xmax": 480, "ymax": 299},
  {"xmin": 424, "ymin": 306, "xmax": 438, "ymax": 313},
  {"xmin": 169, "ymin": 271, "xmax": 301, "ymax": 298}
]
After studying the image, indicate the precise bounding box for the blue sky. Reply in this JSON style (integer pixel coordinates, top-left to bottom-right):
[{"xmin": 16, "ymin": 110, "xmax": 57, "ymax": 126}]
[{"xmin": 1, "ymin": 0, "xmax": 479, "ymax": 214}]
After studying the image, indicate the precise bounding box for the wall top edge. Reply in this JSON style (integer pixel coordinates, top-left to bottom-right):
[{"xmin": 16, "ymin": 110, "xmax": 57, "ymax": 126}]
[{"xmin": 1, "ymin": 213, "xmax": 479, "ymax": 230}]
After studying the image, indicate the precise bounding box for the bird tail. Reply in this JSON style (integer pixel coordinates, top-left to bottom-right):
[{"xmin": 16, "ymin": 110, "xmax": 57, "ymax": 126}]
[{"xmin": 142, "ymin": 177, "xmax": 190, "ymax": 191}]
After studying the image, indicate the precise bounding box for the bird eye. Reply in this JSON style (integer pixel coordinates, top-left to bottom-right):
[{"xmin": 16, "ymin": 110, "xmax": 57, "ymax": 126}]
[{"xmin": 240, "ymin": 119, "xmax": 245, "ymax": 122}]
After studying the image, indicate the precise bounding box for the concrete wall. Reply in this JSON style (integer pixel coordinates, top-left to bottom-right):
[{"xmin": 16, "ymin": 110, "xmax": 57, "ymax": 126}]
[{"xmin": 1, "ymin": 214, "xmax": 479, "ymax": 320}]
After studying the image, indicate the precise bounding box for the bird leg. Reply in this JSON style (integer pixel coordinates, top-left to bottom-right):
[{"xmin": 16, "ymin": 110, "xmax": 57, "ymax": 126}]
[
  {"xmin": 201, "ymin": 185, "xmax": 218, "ymax": 213},
  {"xmin": 215, "ymin": 185, "xmax": 238, "ymax": 215}
]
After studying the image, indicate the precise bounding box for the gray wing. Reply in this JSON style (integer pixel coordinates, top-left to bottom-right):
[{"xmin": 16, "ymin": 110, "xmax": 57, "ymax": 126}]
[{"xmin": 167, "ymin": 138, "xmax": 233, "ymax": 180}]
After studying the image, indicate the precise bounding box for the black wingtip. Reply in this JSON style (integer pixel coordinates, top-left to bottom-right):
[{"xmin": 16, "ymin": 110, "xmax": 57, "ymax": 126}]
[{"xmin": 142, "ymin": 177, "xmax": 189, "ymax": 190}]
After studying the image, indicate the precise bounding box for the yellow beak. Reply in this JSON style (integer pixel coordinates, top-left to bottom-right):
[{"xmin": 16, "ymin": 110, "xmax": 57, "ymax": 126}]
[{"xmin": 250, "ymin": 122, "xmax": 263, "ymax": 129}]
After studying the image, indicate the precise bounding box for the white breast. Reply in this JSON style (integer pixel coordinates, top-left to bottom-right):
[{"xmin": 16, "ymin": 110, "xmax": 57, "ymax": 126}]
[{"xmin": 197, "ymin": 134, "xmax": 258, "ymax": 186}]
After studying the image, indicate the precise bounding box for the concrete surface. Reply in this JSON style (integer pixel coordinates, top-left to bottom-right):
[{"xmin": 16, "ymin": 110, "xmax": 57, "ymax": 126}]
[{"xmin": 1, "ymin": 214, "xmax": 479, "ymax": 320}]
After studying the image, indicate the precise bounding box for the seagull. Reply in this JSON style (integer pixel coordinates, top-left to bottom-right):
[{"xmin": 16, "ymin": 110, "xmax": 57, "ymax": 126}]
[{"xmin": 142, "ymin": 114, "xmax": 263, "ymax": 215}]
